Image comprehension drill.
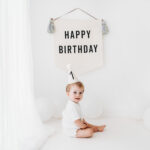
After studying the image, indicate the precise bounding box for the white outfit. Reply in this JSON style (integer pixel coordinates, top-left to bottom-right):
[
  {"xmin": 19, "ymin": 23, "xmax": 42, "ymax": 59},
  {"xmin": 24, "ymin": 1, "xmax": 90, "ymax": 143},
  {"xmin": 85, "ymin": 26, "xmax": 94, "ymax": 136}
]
[{"xmin": 62, "ymin": 100, "xmax": 83, "ymax": 137}]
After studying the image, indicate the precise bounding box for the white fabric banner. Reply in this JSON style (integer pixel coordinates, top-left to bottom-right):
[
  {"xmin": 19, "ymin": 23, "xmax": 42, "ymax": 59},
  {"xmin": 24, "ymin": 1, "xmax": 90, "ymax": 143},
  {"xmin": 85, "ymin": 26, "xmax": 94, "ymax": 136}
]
[{"xmin": 53, "ymin": 19, "xmax": 103, "ymax": 75}]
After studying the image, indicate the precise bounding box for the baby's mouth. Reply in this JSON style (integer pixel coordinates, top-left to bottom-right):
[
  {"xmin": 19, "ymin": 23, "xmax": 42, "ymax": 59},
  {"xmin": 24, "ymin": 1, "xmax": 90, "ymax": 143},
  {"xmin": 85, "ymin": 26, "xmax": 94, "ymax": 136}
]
[{"xmin": 75, "ymin": 98, "xmax": 80, "ymax": 100}]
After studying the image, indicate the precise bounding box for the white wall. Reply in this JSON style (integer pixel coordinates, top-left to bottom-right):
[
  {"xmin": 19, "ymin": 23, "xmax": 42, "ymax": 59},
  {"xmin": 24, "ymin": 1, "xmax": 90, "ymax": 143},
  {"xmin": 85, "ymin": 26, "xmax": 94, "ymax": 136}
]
[{"xmin": 30, "ymin": 0, "xmax": 150, "ymax": 119}]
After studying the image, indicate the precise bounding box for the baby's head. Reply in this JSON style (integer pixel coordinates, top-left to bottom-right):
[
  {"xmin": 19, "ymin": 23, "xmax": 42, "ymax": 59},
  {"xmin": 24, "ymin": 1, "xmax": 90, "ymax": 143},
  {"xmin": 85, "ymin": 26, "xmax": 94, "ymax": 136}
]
[{"xmin": 66, "ymin": 82, "xmax": 84, "ymax": 103}]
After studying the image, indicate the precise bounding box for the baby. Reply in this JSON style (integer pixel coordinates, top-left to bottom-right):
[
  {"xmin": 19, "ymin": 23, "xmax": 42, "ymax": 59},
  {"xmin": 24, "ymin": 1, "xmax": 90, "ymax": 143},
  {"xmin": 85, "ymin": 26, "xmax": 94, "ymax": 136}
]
[{"xmin": 62, "ymin": 65, "xmax": 106, "ymax": 138}]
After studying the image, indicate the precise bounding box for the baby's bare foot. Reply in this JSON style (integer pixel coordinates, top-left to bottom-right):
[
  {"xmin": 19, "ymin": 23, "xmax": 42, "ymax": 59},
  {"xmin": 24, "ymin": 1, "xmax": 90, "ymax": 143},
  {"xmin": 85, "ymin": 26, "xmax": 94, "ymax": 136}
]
[{"xmin": 98, "ymin": 125, "xmax": 106, "ymax": 132}]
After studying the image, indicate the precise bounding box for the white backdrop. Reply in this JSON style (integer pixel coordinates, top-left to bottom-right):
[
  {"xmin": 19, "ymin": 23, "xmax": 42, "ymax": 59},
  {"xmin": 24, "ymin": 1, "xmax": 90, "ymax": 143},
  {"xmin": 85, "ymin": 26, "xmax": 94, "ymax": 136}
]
[{"xmin": 30, "ymin": 0, "xmax": 150, "ymax": 119}]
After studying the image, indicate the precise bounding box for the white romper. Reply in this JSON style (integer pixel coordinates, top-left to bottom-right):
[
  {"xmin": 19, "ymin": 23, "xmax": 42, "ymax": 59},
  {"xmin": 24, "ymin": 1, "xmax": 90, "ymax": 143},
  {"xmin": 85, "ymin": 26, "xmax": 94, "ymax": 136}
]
[{"xmin": 62, "ymin": 100, "xmax": 83, "ymax": 137}]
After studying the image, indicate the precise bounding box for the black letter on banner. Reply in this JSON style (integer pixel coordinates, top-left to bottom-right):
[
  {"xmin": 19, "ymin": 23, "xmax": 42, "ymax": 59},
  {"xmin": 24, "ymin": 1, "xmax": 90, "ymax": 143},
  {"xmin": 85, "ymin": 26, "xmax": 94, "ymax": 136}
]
[
  {"xmin": 94, "ymin": 45, "xmax": 98, "ymax": 52},
  {"xmin": 64, "ymin": 31, "xmax": 69, "ymax": 39},
  {"xmin": 89, "ymin": 45, "xmax": 93, "ymax": 53},
  {"xmin": 87, "ymin": 30, "xmax": 90, "ymax": 38},
  {"xmin": 78, "ymin": 45, "xmax": 82, "ymax": 53},
  {"xmin": 70, "ymin": 31, "xmax": 75, "ymax": 39},
  {"xmin": 76, "ymin": 30, "xmax": 80, "ymax": 38},
  {"xmin": 68, "ymin": 46, "xmax": 72, "ymax": 53},
  {"xmin": 73, "ymin": 45, "xmax": 77, "ymax": 53},
  {"xmin": 81, "ymin": 30, "xmax": 85, "ymax": 38},
  {"xmin": 59, "ymin": 46, "xmax": 63, "ymax": 53},
  {"xmin": 84, "ymin": 45, "xmax": 88, "ymax": 53}
]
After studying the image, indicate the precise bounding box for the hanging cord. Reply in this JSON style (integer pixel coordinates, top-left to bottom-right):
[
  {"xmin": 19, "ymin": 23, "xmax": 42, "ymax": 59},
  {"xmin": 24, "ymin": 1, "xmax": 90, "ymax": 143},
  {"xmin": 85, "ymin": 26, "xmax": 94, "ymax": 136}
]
[
  {"xmin": 47, "ymin": 8, "xmax": 109, "ymax": 34},
  {"xmin": 54, "ymin": 8, "xmax": 98, "ymax": 21}
]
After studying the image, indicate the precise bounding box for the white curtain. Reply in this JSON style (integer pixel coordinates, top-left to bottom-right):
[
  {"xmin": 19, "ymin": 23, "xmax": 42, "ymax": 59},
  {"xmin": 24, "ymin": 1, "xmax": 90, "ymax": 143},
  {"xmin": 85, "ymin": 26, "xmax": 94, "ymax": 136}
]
[{"xmin": 0, "ymin": 0, "xmax": 53, "ymax": 150}]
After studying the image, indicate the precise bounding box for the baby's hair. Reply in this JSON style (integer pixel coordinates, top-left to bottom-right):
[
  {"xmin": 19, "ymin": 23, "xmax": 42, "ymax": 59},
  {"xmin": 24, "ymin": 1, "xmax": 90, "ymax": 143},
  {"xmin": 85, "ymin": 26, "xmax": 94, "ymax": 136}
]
[{"xmin": 66, "ymin": 82, "xmax": 84, "ymax": 93}]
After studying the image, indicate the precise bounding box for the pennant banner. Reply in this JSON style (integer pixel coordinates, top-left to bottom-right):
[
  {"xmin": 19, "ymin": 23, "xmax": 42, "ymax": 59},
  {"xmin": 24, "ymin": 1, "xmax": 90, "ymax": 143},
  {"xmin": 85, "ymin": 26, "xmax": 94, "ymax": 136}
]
[{"xmin": 53, "ymin": 19, "xmax": 103, "ymax": 75}]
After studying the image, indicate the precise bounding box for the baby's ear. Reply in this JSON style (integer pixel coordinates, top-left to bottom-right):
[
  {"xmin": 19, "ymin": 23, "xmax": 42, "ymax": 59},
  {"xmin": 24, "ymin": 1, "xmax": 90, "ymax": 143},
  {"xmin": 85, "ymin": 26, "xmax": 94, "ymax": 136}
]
[{"xmin": 66, "ymin": 92, "xmax": 69, "ymax": 96}]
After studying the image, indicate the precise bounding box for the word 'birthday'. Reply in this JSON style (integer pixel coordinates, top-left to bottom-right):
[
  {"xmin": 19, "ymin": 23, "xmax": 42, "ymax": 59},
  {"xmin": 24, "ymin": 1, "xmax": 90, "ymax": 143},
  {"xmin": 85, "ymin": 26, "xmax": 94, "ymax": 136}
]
[{"xmin": 59, "ymin": 45, "xmax": 98, "ymax": 54}]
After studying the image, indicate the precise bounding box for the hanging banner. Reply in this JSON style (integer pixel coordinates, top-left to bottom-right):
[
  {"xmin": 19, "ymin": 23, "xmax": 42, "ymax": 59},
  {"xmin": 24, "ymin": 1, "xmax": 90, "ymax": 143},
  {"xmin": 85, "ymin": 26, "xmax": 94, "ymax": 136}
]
[{"xmin": 53, "ymin": 19, "xmax": 103, "ymax": 75}]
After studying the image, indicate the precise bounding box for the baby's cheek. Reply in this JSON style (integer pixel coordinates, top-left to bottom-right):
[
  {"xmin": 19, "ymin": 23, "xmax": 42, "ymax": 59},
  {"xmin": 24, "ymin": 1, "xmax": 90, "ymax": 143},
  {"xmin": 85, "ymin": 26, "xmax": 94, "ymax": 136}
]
[{"xmin": 72, "ymin": 95, "xmax": 75, "ymax": 99}]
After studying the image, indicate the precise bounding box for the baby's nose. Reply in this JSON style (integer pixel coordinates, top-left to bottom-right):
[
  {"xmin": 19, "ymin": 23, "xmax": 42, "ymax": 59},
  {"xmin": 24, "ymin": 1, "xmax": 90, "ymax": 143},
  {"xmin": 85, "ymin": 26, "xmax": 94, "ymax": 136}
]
[{"xmin": 77, "ymin": 93, "xmax": 80, "ymax": 96}]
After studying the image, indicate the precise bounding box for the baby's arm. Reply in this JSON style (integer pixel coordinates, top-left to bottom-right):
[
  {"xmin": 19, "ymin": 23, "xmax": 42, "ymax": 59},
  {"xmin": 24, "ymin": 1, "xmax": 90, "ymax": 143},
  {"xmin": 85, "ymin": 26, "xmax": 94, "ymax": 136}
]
[{"xmin": 74, "ymin": 119, "xmax": 87, "ymax": 129}]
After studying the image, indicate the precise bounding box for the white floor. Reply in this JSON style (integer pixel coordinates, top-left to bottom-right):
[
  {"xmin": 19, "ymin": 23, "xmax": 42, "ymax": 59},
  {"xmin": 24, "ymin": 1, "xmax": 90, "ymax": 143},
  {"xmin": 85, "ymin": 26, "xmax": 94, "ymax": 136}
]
[{"xmin": 41, "ymin": 117, "xmax": 150, "ymax": 150}]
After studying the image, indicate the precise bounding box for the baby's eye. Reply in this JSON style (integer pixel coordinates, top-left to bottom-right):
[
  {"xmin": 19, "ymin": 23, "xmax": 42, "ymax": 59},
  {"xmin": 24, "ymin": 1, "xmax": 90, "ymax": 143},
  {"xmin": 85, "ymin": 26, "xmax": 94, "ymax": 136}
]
[
  {"xmin": 73, "ymin": 91, "xmax": 77, "ymax": 94},
  {"xmin": 79, "ymin": 92, "xmax": 83, "ymax": 95}
]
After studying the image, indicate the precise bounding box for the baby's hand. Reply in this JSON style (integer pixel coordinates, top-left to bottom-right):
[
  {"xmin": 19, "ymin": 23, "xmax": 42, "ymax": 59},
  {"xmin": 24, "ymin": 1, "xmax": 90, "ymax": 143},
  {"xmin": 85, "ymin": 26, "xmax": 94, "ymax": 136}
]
[
  {"xmin": 82, "ymin": 119, "xmax": 87, "ymax": 124},
  {"xmin": 74, "ymin": 119, "xmax": 87, "ymax": 129},
  {"xmin": 80, "ymin": 123, "xmax": 87, "ymax": 129}
]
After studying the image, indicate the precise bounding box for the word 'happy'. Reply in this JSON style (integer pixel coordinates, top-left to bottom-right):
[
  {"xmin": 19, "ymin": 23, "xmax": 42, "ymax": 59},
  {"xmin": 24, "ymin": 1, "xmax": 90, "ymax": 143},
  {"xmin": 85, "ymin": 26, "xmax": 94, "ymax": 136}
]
[{"xmin": 64, "ymin": 30, "xmax": 91, "ymax": 39}]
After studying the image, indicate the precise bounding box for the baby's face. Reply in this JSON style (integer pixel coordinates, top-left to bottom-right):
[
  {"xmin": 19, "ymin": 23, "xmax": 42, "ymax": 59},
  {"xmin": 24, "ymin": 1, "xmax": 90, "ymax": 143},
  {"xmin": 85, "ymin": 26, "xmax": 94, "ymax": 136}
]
[{"xmin": 67, "ymin": 85, "xmax": 84, "ymax": 103}]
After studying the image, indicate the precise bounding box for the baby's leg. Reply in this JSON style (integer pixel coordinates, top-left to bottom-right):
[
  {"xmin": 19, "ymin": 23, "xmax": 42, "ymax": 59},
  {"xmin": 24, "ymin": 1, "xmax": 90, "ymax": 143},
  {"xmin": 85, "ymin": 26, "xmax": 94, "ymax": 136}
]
[
  {"xmin": 84, "ymin": 120, "xmax": 106, "ymax": 132},
  {"xmin": 76, "ymin": 128, "xmax": 94, "ymax": 138}
]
